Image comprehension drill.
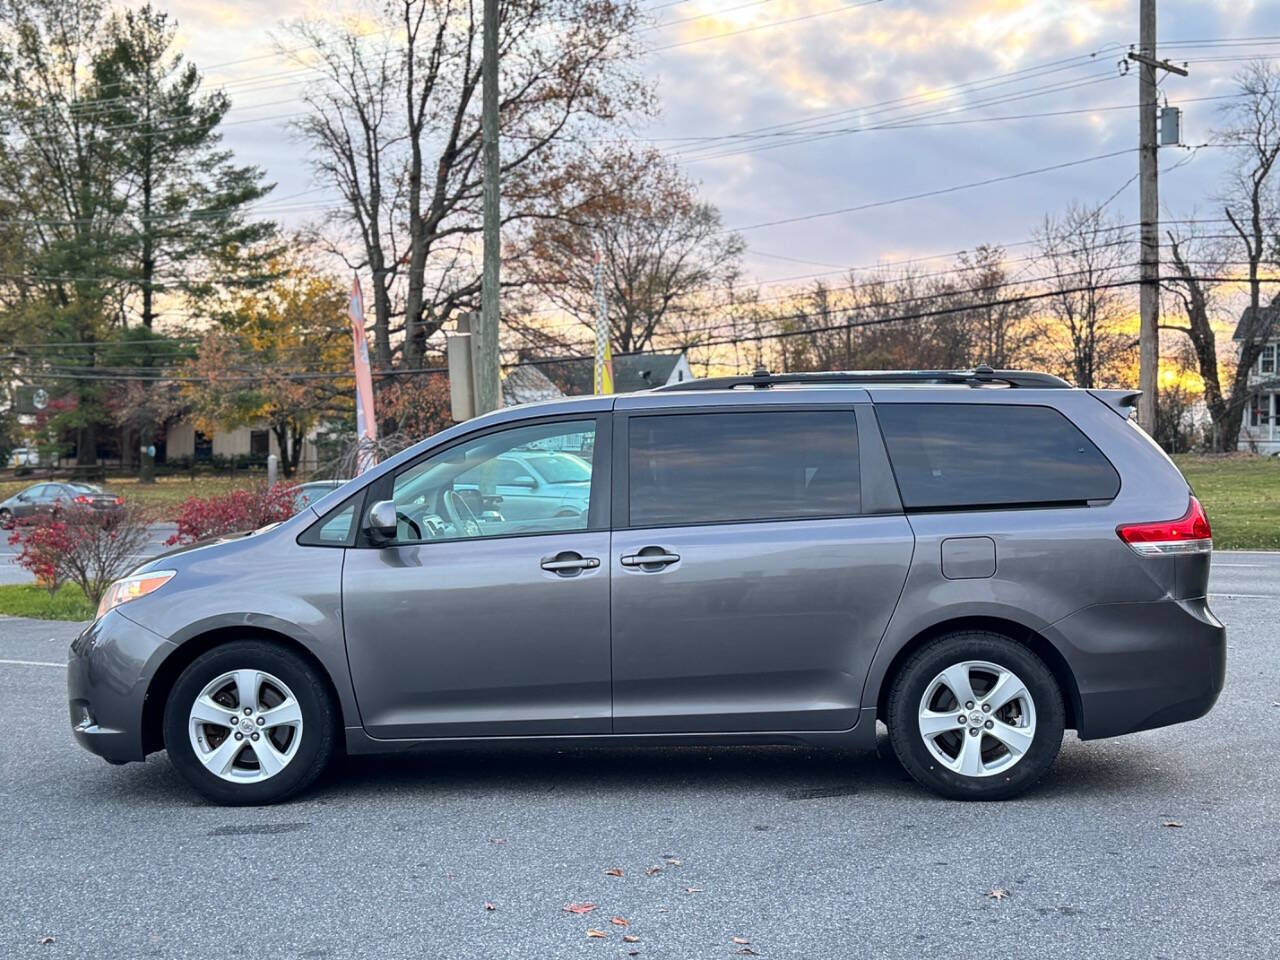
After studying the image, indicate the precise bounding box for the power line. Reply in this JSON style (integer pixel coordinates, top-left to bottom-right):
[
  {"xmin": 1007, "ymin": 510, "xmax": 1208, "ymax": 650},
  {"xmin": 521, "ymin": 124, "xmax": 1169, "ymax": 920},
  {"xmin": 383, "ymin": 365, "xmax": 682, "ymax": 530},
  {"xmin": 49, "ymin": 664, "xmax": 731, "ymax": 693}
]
[{"xmin": 727, "ymin": 148, "xmax": 1135, "ymax": 232}]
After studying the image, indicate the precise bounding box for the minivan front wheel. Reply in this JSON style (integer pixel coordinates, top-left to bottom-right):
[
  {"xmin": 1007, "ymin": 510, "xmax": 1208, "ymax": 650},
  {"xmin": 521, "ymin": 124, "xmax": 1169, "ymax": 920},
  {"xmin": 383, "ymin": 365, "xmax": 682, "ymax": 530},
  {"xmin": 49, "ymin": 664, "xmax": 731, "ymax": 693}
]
[
  {"xmin": 162, "ymin": 640, "xmax": 337, "ymax": 805},
  {"xmin": 887, "ymin": 632, "xmax": 1064, "ymax": 800}
]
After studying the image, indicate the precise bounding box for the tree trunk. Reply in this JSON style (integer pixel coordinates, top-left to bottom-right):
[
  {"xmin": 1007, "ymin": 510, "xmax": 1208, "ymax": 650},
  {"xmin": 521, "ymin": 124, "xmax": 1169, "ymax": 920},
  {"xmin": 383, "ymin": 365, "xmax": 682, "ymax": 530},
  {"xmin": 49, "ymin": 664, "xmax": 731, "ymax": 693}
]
[{"xmin": 139, "ymin": 421, "xmax": 155, "ymax": 484}]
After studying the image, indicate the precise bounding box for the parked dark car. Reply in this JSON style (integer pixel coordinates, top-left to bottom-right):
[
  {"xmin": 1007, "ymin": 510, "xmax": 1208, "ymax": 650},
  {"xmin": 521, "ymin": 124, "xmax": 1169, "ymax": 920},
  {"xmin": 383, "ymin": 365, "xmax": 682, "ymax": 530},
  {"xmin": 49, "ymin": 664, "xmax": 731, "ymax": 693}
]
[
  {"xmin": 0, "ymin": 482, "xmax": 124, "ymax": 528},
  {"xmin": 67, "ymin": 368, "xmax": 1224, "ymax": 805}
]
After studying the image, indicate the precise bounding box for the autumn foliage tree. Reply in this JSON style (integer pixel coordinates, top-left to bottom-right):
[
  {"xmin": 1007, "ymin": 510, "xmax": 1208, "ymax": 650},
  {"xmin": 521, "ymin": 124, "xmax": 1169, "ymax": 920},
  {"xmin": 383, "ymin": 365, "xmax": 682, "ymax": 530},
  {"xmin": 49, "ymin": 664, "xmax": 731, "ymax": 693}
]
[
  {"xmin": 512, "ymin": 149, "xmax": 745, "ymax": 356},
  {"xmin": 184, "ymin": 250, "xmax": 351, "ymax": 477}
]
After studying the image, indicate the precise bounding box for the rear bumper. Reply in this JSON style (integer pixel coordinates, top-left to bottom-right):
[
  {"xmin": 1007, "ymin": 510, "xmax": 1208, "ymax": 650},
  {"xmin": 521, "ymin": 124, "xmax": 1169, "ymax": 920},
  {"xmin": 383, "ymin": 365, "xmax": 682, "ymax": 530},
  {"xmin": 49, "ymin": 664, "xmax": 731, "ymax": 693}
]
[
  {"xmin": 1050, "ymin": 596, "xmax": 1225, "ymax": 740},
  {"xmin": 67, "ymin": 610, "xmax": 174, "ymax": 764}
]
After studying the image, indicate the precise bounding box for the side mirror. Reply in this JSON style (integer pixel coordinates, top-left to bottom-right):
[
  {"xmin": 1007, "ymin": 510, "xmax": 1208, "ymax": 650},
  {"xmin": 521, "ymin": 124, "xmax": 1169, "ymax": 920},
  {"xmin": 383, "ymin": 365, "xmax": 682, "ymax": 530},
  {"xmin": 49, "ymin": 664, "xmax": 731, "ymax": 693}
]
[
  {"xmin": 510, "ymin": 475, "xmax": 538, "ymax": 489},
  {"xmin": 365, "ymin": 499, "xmax": 398, "ymax": 543}
]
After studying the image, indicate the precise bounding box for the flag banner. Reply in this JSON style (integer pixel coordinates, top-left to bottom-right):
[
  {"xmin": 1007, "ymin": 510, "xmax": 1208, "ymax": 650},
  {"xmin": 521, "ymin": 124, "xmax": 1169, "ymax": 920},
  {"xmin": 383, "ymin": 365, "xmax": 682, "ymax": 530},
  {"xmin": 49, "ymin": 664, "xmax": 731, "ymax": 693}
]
[
  {"xmin": 592, "ymin": 250, "xmax": 614, "ymax": 395},
  {"xmin": 349, "ymin": 276, "xmax": 378, "ymax": 474}
]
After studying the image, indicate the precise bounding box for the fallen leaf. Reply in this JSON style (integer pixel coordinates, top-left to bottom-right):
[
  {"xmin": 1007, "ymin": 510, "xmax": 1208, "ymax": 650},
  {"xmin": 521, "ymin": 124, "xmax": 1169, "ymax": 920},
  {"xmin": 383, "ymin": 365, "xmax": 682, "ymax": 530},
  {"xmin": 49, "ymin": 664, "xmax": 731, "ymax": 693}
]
[
  {"xmin": 39, "ymin": 937, "xmax": 55, "ymax": 946},
  {"xmin": 489, "ymin": 837, "xmax": 507, "ymax": 845},
  {"xmin": 731, "ymin": 937, "xmax": 751, "ymax": 945},
  {"xmin": 685, "ymin": 887, "xmax": 702, "ymax": 894},
  {"xmin": 484, "ymin": 901, "xmax": 496, "ymax": 911},
  {"xmin": 564, "ymin": 902, "xmax": 598, "ymax": 915},
  {"xmin": 586, "ymin": 928, "xmax": 609, "ymax": 939},
  {"xmin": 610, "ymin": 916, "xmax": 630, "ymax": 927},
  {"xmin": 628, "ymin": 952, "xmax": 640, "ymax": 957},
  {"xmin": 604, "ymin": 867, "xmax": 625, "ymax": 878},
  {"xmin": 645, "ymin": 865, "xmax": 662, "ymax": 876},
  {"xmin": 665, "ymin": 857, "xmax": 681, "ymax": 866},
  {"xmin": 623, "ymin": 935, "xmax": 640, "ymax": 943},
  {"xmin": 736, "ymin": 949, "xmax": 760, "ymax": 957},
  {"xmin": 985, "ymin": 887, "xmax": 1010, "ymax": 901},
  {"xmin": 1163, "ymin": 820, "xmax": 1184, "ymax": 828}
]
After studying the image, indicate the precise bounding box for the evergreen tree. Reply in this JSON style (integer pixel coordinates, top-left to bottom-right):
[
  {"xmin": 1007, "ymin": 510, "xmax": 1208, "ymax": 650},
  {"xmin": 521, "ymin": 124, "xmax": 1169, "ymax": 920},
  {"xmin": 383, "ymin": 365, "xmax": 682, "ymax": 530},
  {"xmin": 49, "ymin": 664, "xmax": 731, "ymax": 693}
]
[{"xmin": 93, "ymin": 3, "xmax": 279, "ymax": 331}]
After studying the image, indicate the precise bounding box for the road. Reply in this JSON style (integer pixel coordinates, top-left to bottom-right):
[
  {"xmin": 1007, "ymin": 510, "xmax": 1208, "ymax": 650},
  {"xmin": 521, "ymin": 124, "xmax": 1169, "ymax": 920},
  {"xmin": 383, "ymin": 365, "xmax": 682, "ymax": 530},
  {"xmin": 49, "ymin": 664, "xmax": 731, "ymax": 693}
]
[{"xmin": 1, "ymin": 555, "xmax": 1277, "ymax": 959}]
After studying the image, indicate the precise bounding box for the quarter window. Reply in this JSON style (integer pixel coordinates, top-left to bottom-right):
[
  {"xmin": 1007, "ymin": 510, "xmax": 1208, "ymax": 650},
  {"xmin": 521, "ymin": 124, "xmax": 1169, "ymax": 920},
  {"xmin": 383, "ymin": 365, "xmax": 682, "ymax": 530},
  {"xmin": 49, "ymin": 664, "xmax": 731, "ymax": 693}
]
[
  {"xmin": 877, "ymin": 403, "xmax": 1120, "ymax": 509},
  {"xmin": 627, "ymin": 411, "xmax": 860, "ymax": 527}
]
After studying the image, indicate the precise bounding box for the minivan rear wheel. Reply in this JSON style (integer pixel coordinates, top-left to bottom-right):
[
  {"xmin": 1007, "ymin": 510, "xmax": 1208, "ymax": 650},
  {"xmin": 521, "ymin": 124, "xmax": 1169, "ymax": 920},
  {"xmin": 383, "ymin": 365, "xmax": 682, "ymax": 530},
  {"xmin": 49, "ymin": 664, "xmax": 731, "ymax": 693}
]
[
  {"xmin": 886, "ymin": 631, "xmax": 1064, "ymax": 800},
  {"xmin": 162, "ymin": 640, "xmax": 337, "ymax": 806}
]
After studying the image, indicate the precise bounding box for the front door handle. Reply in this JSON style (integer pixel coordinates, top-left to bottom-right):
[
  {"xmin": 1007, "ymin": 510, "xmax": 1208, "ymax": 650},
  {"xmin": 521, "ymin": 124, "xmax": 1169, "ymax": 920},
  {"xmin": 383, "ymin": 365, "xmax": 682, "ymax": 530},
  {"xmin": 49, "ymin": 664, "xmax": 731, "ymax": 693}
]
[
  {"xmin": 541, "ymin": 554, "xmax": 600, "ymax": 573},
  {"xmin": 620, "ymin": 551, "xmax": 680, "ymax": 568}
]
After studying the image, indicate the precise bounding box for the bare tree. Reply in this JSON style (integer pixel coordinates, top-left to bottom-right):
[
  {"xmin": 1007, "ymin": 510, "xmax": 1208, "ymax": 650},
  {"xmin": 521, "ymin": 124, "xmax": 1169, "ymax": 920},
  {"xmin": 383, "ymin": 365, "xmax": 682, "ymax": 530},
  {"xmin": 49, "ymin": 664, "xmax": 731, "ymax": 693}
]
[
  {"xmin": 284, "ymin": 0, "xmax": 649, "ymax": 370},
  {"xmin": 513, "ymin": 149, "xmax": 744, "ymax": 356},
  {"xmin": 1034, "ymin": 202, "xmax": 1135, "ymax": 387},
  {"xmin": 1164, "ymin": 61, "xmax": 1280, "ymax": 450}
]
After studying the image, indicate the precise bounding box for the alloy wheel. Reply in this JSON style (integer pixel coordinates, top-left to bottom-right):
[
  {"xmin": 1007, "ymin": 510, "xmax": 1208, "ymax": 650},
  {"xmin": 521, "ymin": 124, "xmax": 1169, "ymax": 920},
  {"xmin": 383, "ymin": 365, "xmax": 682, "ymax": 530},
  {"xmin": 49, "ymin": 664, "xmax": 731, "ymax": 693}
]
[
  {"xmin": 917, "ymin": 660, "xmax": 1037, "ymax": 778},
  {"xmin": 187, "ymin": 669, "xmax": 304, "ymax": 784}
]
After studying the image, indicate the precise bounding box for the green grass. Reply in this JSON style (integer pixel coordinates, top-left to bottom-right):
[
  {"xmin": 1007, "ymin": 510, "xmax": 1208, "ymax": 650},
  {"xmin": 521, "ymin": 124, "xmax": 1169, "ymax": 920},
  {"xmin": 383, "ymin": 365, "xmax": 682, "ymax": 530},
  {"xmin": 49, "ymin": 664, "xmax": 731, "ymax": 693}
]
[
  {"xmin": 0, "ymin": 582, "xmax": 95, "ymax": 621},
  {"xmin": 1174, "ymin": 454, "xmax": 1280, "ymax": 551}
]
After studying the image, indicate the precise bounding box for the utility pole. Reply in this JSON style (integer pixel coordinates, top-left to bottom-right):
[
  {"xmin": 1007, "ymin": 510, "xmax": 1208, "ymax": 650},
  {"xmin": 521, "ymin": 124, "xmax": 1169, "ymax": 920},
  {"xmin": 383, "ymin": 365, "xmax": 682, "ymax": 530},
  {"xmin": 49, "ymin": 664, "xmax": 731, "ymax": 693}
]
[
  {"xmin": 1131, "ymin": 0, "xmax": 1187, "ymax": 433},
  {"xmin": 476, "ymin": 0, "xmax": 503, "ymax": 414}
]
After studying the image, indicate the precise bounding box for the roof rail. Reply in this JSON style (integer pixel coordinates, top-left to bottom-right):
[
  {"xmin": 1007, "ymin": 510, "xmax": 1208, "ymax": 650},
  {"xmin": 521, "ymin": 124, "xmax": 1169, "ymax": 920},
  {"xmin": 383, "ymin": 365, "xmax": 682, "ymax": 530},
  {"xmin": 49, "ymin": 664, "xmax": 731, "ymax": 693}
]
[{"xmin": 652, "ymin": 365, "xmax": 1073, "ymax": 393}]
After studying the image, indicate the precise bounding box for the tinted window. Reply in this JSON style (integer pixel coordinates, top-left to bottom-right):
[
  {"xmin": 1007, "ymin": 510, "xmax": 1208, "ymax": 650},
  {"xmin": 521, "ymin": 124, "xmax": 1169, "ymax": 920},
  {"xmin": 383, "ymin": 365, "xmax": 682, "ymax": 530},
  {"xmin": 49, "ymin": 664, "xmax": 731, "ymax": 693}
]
[
  {"xmin": 876, "ymin": 403, "xmax": 1120, "ymax": 509},
  {"xmin": 628, "ymin": 411, "xmax": 860, "ymax": 527}
]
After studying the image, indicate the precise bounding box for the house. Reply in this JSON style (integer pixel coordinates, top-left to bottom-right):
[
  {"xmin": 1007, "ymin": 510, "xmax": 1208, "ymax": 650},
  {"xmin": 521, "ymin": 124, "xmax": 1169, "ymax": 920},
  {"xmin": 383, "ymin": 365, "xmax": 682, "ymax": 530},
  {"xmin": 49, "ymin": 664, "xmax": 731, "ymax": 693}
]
[
  {"xmin": 163, "ymin": 420, "xmax": 321, "ymax": 470},
  {"xmin": 1234, "ymin": 300, "xmax": 1280, "ymax": 453},
  {"xmin": 501, "ymin": 364, "xmax": 565, "ymax": 407},
  {"xmin": 527, "ymin": 351, "xmax": 694, "ymax": 396}
]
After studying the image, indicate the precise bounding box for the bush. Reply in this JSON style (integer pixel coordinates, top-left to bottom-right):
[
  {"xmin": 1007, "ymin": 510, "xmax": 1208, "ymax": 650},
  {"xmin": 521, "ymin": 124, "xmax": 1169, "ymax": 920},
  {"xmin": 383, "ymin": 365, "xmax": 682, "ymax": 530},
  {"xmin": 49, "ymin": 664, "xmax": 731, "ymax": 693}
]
[
  {"xmin": 8, "ymin": 505, "xmax": 154, "ymax": 606},
  {"xmin": 167, "ymin": 482, "xmax": 298, "ymax": 546}
]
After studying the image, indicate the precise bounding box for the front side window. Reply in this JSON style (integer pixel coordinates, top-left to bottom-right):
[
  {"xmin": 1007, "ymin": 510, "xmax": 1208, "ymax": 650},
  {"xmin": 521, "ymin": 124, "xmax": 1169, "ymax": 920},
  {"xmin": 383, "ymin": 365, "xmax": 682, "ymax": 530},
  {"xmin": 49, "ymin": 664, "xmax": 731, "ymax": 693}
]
[
  {"xmin": 384, "ymin": 420, "xmax": 597, "ymax": 544},
  {"xmin": 877, "ymin": 403, "xmax": 1120, "ymax": 509},
  {"xmin": 628, "ymin": 411, "xmax": 860, "ymax": 527}
]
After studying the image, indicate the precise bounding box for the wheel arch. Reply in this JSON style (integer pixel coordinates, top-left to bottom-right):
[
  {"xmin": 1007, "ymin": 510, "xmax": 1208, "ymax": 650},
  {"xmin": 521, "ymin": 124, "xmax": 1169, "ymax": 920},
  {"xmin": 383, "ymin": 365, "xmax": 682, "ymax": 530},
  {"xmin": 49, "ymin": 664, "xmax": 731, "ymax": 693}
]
[
  {"xmin": 872, "ymin": 615, "xmax": 1082, "ymax": 731},
  {"xmin": 141, "ymin": 626, "xmax": 346, "ymax": 756}
]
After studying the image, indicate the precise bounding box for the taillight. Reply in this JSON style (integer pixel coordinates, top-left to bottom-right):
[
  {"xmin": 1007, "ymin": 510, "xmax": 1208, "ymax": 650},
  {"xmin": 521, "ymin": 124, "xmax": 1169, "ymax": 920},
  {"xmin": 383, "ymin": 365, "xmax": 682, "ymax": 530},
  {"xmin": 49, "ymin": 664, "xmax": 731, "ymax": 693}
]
[
  {"xmin": 114, "ymin": 497, "xmax": 124, "ymax": 506},
  {"xmin": 1117, "ymin": 496, "xmax": 1212, "ymax": 556},
  {"xmin": 73, "ymin": 495, "xmax": 91, "ymax": 505}
]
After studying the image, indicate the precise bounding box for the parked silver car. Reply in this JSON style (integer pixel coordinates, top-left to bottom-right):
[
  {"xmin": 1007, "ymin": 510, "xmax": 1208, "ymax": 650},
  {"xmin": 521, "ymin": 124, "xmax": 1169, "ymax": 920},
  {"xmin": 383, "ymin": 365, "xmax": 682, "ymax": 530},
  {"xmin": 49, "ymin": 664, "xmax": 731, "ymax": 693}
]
[{"xmin": 67, "ymin": 368, "xmax": 1225, "ymax": 805}]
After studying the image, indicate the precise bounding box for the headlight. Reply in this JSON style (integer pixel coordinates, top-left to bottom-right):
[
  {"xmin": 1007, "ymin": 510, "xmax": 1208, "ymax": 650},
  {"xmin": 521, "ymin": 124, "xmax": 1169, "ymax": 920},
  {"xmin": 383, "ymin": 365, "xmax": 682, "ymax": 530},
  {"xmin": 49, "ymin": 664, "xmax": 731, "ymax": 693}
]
[{"xmin": 96, "ymin": 570, "xmax": 176, "ymax": 621}]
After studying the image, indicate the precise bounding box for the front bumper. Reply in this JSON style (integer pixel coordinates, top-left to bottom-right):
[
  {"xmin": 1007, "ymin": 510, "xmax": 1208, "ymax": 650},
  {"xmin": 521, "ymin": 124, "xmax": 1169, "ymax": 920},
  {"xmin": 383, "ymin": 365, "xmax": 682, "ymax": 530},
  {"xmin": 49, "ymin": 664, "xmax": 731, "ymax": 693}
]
[
  {"xmin": 67, "ymin": 610, "xmax": 175, "ymax": 764},
  {"xmin": 1050, "ymin": 596, "xmax": 1226, "ymax": 740}
]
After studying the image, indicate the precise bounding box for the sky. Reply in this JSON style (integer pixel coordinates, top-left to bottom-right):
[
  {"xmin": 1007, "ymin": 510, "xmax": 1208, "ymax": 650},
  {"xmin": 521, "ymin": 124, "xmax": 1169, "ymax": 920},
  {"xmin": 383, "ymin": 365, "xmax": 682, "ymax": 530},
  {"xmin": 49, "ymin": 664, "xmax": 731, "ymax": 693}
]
[{"xmin": 162, "ymin": 0, "xmax": 1280, "ymax": 288}]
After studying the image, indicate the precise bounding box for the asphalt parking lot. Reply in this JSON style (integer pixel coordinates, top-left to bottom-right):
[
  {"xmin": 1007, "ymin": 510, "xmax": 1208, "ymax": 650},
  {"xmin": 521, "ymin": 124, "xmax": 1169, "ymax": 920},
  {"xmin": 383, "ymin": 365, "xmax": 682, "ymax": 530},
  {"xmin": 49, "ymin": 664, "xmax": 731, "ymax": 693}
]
[{"xmin": 1, "ymin": 555, "xmax": 1277, "ymax": 959}]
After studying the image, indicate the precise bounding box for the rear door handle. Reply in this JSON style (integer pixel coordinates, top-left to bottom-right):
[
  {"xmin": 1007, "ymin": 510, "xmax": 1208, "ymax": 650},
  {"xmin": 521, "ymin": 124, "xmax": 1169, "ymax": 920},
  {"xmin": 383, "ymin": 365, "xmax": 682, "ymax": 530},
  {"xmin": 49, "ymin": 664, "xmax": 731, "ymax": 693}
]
[
  {"xmin": 541, "ymin": 556, "xmax": 600, "ymax": 572},
  {"xmin": 620, "ymin": 552, "xmax": 680, "ymax": 568}
]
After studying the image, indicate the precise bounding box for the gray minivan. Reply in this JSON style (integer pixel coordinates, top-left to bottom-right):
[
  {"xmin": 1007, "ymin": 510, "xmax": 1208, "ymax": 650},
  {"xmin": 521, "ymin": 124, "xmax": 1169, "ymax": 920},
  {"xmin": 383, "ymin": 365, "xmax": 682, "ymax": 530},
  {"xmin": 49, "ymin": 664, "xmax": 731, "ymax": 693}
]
[{"xmin": 67, "ymin": 368, "xmax": 1225, "ymax": 805}]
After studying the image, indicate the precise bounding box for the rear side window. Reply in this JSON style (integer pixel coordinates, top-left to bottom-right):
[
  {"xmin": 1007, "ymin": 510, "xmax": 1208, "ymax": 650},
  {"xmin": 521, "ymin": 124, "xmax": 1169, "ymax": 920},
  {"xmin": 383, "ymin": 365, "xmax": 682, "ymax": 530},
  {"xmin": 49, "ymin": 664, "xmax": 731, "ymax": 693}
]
[
  {"xmin": 628, "ymin": 411, "xmax": 860, "ymax": 527},
  {"xmin": 876, "ymin": 403, "xmax": 1120, "ymax": 509}
]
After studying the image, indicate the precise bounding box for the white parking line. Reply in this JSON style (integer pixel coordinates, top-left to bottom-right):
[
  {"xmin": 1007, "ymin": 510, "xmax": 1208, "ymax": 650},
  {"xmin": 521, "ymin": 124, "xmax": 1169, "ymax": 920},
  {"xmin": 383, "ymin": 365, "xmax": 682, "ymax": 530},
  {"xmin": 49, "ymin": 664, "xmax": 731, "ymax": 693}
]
[
  {"xmin": 1210, "ymin": 593, "xmax": 1279, "ymax": 600},
  {"xmin": 0, "ymin": 658, "xmax": 64, "ymax": 668}
]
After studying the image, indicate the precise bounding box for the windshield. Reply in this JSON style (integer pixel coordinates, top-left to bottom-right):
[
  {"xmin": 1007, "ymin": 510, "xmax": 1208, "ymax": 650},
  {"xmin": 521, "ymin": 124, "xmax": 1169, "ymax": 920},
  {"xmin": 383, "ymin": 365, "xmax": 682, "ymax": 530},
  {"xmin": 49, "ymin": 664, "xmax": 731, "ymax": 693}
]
[{"xmin": 523, "ymin": 453, "xmax": 591, "ymax": 484}]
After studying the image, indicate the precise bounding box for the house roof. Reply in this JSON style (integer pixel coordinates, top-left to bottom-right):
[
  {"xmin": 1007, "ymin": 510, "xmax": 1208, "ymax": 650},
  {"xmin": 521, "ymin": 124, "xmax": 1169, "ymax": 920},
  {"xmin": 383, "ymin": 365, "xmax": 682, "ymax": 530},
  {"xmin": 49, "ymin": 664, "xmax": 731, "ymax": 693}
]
[
  {"xmin": 530, "ymin": 351, "xmax": 687, "ymax": 395},
  {"xmin": 1233, "ymin": 296, "xmax": 1280, "ymax": 341},
  {"xmin": 502, "ymin": 364, "xmax": 564, "ymax": 407}
]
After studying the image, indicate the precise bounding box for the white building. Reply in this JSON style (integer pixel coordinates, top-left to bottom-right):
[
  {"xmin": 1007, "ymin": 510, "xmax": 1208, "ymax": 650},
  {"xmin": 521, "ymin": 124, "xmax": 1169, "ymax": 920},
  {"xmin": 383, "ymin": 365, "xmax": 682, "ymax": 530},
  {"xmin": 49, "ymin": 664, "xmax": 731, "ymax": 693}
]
[{"xmin": 1235, "ymin": 302, "xmax": 1280, "ymax": 454}]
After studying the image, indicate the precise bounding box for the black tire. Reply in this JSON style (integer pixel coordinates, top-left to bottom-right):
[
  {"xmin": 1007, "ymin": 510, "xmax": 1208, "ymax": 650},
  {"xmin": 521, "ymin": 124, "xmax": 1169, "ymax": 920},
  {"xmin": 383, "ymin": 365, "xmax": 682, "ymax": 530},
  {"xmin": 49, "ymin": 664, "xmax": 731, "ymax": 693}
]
[
  {"xmin": 0, "ymin": 509, "xmax": 11, "ymax": 530},
  {"xmin": 886, "ymin": 631, "xmax": 1064, "ymax": 801},
  {"xmin": 162, "ymin": 640, "xmax": 337, "ymax": 806}
]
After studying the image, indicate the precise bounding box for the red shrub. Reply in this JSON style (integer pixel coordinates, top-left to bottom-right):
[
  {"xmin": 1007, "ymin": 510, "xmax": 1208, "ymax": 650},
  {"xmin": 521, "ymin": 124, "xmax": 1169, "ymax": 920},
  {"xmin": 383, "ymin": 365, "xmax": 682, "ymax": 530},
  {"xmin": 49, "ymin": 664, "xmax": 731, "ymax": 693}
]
[
  {"xmin": 167, "ymin": 483, "xmax": 298, "ymax": 546},
  {"xmin": 9, "ymin": 505, "xmax": 154, "ymax": 604},
  {"xmin": 9, "ymin": 521, "xmax": 75, "ymax": 591}
]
